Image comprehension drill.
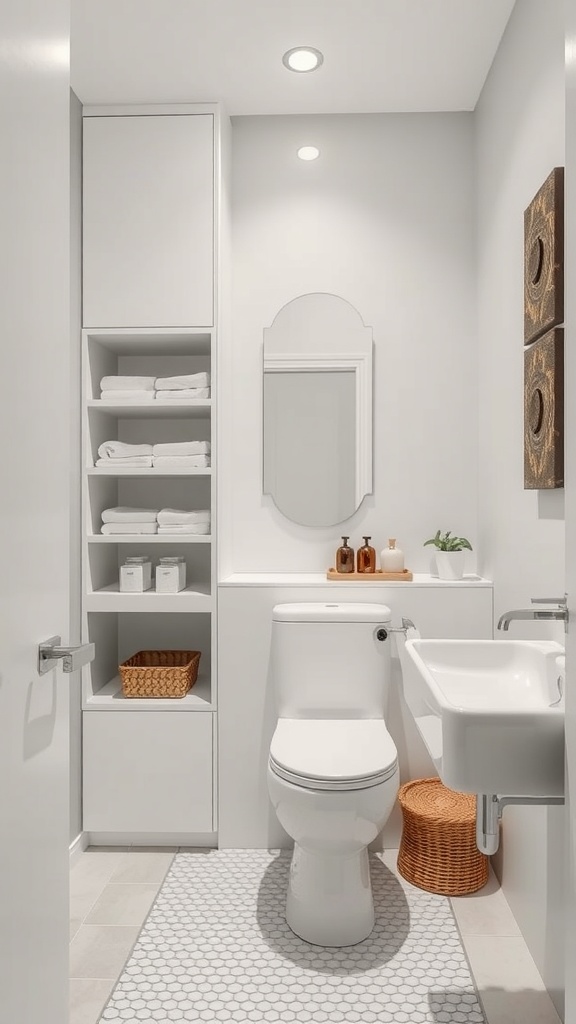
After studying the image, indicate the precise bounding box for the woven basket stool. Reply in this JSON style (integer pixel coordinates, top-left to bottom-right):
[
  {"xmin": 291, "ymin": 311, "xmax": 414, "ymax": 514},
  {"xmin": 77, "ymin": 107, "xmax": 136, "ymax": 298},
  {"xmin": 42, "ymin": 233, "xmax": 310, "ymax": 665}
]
[{"xmin": 397, "ymin": 778, "xmax": 489, "ymax": 896}]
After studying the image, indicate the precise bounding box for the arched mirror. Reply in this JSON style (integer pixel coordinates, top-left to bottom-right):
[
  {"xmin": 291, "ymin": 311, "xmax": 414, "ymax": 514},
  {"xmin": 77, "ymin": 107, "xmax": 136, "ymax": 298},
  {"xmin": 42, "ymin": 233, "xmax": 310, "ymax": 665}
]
[{"xmin": 263, "ymin": 293, "xmax": 373, "ymax": 526}]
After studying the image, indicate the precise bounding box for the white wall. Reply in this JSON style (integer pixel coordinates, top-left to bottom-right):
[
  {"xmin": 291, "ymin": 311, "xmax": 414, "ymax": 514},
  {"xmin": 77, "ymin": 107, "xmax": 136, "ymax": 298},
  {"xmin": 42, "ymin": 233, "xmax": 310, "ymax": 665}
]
[
  {"xmin": 221, "ymin": 113, "xmax": 477, "ymax": 576},
  {"xmin": 475, "ymin": 0, "xmax": 565, "ymax": 1013}
]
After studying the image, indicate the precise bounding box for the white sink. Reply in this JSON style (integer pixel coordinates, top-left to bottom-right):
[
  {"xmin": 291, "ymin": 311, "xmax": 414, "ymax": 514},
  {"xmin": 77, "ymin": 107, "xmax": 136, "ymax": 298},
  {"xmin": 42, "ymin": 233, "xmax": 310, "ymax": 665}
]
[{"xmin": 404, "ymin": 639, "xmax": 565, "ymax": 796}]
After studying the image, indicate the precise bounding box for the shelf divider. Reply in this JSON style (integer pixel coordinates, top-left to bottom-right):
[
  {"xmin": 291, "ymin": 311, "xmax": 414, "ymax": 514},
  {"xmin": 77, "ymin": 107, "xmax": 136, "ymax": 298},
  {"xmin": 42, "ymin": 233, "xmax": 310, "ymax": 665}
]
[{"xmin": 84, "ymin": 673, "xmax": 213, "ymax": 711}]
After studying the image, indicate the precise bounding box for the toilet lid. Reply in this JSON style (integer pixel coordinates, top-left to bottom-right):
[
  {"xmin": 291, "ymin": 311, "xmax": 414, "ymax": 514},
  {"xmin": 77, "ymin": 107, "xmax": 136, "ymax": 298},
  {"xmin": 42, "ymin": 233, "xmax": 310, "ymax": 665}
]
[{"xmin": 269, "ymin": 719, "xmax": 398, "ymax": 791}]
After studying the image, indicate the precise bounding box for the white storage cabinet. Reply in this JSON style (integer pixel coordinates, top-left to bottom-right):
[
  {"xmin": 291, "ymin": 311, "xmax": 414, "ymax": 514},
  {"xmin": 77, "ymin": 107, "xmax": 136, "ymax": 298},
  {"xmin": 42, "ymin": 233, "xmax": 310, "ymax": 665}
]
[
  {"xmin": 80, "ymin": 103, "xmax": 225, "ymax": 839},
  {"xmin": 83, "ymin": 111, "xmax": 214, "ymax": 328},
  {"xmin": 83, "ymin": 712, "xmax": 213, "ymax": 833}
]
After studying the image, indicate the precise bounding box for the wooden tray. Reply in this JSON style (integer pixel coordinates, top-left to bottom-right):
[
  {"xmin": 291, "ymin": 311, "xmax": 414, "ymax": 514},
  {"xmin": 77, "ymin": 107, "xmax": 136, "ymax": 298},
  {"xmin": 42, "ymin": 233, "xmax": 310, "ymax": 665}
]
[{"xmin": 327, "ymin": 568, "xmax": 413, "ymax": 581}]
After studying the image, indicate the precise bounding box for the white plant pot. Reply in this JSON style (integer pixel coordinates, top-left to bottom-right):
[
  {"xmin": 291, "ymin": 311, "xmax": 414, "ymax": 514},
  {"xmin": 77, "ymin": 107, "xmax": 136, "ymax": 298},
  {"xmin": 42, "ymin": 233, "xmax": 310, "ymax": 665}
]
[{"xmin": 435, "ymin": 550, "xmax": 465, "ymax": 581}]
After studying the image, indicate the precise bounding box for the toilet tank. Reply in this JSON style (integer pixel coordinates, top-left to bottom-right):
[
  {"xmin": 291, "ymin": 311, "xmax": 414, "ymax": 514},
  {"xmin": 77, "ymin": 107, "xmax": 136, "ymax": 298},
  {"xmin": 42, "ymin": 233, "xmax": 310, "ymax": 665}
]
[{"xmin": 270, "ymin": 602, "xmax": 392, "ymax": 719}]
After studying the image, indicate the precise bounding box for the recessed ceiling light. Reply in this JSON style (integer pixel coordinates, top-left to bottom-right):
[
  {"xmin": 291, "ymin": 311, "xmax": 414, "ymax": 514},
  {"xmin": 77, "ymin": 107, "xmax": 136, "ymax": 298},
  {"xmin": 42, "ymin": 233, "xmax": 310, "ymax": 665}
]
[
  {"xmin": 297, "ymin": 146, "xmax": 320, "ymax": 161},
  {"xmin": 282, "ymin": 47, "xmax": 324, "ymax": 73}
]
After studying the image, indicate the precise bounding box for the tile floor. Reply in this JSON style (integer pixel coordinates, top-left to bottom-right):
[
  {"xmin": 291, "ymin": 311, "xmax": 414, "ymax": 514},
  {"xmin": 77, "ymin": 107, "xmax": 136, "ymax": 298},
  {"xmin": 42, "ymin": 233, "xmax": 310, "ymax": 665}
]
[{"xmin": 69, "ymin": 847, "xmax": 563, "ymax": 1024}]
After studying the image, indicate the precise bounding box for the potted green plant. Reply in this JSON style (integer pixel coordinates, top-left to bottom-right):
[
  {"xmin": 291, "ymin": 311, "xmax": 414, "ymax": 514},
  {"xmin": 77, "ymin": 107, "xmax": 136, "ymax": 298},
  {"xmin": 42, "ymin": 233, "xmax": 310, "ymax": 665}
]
[{"xmin": 424, "ymin": 530, "xmax": 473, "ymax": 580}]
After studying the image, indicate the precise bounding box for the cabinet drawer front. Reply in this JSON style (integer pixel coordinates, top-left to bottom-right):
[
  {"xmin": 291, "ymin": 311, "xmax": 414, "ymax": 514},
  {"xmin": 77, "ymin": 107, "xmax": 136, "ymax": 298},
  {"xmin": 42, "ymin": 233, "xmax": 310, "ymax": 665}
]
[
  {"xmin": 83, "ymin": 711, "xmax": 213, "ymax": 832},
  {"xmin": 83, "ymin": 114, "xmax": 214, "ymax": 328}
]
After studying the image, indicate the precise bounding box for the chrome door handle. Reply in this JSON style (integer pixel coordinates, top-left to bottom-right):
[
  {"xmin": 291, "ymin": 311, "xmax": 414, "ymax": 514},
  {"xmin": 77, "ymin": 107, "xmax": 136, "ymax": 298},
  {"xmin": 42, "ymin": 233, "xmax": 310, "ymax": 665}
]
[{"xmin": 38, "ymin": 636, "xmax": 95, "ymax": 675}]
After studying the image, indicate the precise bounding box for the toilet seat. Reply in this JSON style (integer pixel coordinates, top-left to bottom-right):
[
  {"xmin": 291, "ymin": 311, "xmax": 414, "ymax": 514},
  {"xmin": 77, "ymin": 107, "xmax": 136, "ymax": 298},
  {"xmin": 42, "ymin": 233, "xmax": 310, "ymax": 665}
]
[{"xmin": 269, "ymin": 719, "xmax": 398, "ymax": 792}]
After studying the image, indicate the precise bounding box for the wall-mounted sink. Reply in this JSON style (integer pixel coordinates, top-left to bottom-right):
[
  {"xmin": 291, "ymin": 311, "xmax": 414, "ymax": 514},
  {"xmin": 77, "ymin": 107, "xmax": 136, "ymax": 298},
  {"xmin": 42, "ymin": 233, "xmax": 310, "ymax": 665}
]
[{"xmin": 404, "ymin": 639, "xmax": 564, "ymax": 796}]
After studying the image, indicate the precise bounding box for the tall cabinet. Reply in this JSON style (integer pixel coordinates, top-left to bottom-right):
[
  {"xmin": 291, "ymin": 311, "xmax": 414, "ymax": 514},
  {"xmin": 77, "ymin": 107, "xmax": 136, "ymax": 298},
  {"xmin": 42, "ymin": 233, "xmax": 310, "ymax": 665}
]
[{"xmin": 81, "ymin": 105, "xmax": 226, "ymax": 840}]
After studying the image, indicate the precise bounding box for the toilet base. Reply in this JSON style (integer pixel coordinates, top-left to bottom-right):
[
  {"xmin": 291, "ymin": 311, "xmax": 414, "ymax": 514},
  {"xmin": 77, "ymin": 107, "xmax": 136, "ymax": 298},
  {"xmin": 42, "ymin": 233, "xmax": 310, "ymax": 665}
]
[{"xmin": 285, "ymin": 843, "xmax": 375, "ymax": 946}]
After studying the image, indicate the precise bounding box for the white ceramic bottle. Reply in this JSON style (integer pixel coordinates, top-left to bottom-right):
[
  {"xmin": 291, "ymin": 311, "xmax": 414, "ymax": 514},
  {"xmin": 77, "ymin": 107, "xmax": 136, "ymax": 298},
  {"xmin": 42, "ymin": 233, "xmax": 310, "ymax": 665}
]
[{"xmin": 380, "ymin": 538, "xmax": 404, "ymax": 573}]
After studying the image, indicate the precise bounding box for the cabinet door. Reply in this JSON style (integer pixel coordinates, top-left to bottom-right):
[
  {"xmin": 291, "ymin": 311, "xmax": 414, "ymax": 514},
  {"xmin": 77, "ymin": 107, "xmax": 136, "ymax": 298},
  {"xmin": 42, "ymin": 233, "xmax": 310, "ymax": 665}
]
[
  {"xmin": 83, "ymin": 711, "xmax": 213, "ymax": 832},
  {"xmin": 83, "ymin": 114, "xmax": 214, "ymax": 328}
]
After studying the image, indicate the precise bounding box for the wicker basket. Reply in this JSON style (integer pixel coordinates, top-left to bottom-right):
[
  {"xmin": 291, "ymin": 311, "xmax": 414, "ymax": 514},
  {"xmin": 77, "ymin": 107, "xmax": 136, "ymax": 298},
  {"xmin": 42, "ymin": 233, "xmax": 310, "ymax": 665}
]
[
  {"xmin": 119, "ymin": 650, "xmax": 201, "ymax": 699},
  {"xmin": 397, "ymin": 777, "xmax": 489, "ymax": 896}
]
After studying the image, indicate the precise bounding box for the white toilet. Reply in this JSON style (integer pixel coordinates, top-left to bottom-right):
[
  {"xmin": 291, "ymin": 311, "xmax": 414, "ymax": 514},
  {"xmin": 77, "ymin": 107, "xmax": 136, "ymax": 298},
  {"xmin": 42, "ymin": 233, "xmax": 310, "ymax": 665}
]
[{"xmin": 267, "ymin": 602, "xmax": 399, "ymax": 947}]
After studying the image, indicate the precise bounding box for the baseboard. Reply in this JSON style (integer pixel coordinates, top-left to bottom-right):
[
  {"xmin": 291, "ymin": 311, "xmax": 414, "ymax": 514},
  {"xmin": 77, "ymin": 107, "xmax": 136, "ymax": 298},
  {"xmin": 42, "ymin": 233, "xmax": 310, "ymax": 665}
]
[
  {"xmin": 87, "ymin": 831, "xmax": 218, "ymax": 848},
  {"xmin": 69, "ymin": 831, "xmax": 89, "ymax": 867}
]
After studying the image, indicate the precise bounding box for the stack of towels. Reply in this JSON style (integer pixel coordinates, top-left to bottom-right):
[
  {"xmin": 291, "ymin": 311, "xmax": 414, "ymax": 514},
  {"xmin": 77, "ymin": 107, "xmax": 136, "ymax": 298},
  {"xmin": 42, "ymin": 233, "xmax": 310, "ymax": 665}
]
[
  {"xmin": 101, "ymin": 507, "xmax": 159, "ymax": 535},
  {"xmin": 157, "ymin": 509, "xmax": 211, "ymax": 535},
  {"xmin": 100, "ymin": 376, "xmax": 156, "ymax": 402},
  {"xmin": 100, "ymin": 507, "xmax": 211, "ymax": 536},
  {"xmin": 95, "ymin": 440, "xmax": 210, "ymax": 469},
  {"xmin": 152, "ymin": 440, "xmax": 210, "ymax": 469},
  {"xmin": 155, "ymin": 372, "xmax": 210, "ymax": 400},
  {"xmin": 99, "ymin": 373, "xmax": 210, "ymax": 400},
  {"xmin": 96, "ymin": 441, "xmax": 154, "ymax": 469}
]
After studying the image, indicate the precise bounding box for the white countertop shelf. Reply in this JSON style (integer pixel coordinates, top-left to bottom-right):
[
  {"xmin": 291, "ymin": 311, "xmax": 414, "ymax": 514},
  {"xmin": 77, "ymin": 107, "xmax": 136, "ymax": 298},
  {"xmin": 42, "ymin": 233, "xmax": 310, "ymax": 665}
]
[
  {"xmin": 88, "ymin": 534, "xmax": 211, "ymax": 544},
  {"xmin": 85, "ymin": 583, "xmax": 213, "ymax": 612},
  {"xmin": 87, "ymin": 467, "xmax": 212, "ymax": 477},
  {"xmin": 218, "ymin": 572, "xmax": 493, "ymax": 587},
  {"xmin": 88, "ymin": 399, "xmax": 211, "ymax": 418},
  {"xmin": 84, "ymin": 673, "xmax": 214, "ymax": 711}
]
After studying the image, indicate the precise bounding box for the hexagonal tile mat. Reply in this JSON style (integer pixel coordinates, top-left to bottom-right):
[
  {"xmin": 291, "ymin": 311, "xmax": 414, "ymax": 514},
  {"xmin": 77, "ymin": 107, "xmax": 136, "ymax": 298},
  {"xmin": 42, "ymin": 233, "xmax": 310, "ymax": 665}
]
[{"xmin": 99, "ymin": 849, "xmax": 485, "ymax": 1023}]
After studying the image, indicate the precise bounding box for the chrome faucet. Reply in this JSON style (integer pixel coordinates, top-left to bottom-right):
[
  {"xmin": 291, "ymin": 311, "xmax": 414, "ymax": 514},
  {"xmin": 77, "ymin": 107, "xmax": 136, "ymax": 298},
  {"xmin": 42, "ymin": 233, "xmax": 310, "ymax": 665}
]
[{"xmin": 497, "ymin": 597, "xmax": 568, "ymax": 632}]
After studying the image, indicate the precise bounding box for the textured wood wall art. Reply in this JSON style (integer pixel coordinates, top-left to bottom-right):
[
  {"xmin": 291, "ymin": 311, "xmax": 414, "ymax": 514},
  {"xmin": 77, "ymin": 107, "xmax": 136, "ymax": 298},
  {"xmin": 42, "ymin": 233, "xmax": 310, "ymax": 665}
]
[
  {"xmin": 524, "ymin": 167, "xmax": 564, "ymax": 344},
  {"xmin": 524, "ymin": 328, "xmax": 564, "ymax": 489}
]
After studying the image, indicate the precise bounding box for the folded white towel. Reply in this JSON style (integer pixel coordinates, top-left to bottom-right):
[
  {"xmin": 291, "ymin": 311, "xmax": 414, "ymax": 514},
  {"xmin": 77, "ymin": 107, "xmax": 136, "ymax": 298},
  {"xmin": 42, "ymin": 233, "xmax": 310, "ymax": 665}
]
[
  {"xmin": 157, "ymin": 508, "xmax": 211, "ymax": 526},
  {"xmin": 157, "ymin": 523, "xmax": 210, "ymax": 535},
  {"xmin": 152, "ymin": 441, "xmax": 210, "ymax": 457},
  {"xmin": 155, "ymin": 388, "xmax": 210, "ymax": 400},
  {"xmin": 100, "ymin": 376, "xmax": 156, "ymax": 391},
  {"xmin": 100, "ymin": 390, "xmax": 155, "ymax": 401},
  {"xmin": 101, "ymin": 522, "xmax": 158, "ymax": 535},
  {"xmin": 97, "ymin": 441, "xmax": 154, "ymax": 459},
  {"xmin": 101, "ymin": 507, "xmax": 159, "ymax": 524},
  {"xmin": 95, "ymin": 457, "xmax": 153, "ymax": 468},
  {"xmin": 153, "ymin": 455, "xmax": 210, "ymax": 469},
  {"xmin": 155, "ymin": 372, "xmax": 210, "ymax": 391}
]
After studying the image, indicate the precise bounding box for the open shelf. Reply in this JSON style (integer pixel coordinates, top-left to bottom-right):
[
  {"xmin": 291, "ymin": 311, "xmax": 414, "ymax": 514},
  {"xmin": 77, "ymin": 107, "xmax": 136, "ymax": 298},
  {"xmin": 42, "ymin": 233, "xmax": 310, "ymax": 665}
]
[
  {"xmin": 85, "ymin": 582, "xmax": 213, "ymax": 613},
  {"xmin": 85, "ymin": 672, "xmax": 214, "ymax": 711},
  {"xmin": 88, "ymin": 534, "xmax": 211, "ymax": 544},
  {"xmin": 88, "ymin": 399, "xmax": 212, "ymax": 418},
  {"xmin": 87, "ymin": 467, "xmax": 212, "ymax": 476},
  {"xmin": 84, "ymin": 329, "xmax": 212, "ymax": 354}
]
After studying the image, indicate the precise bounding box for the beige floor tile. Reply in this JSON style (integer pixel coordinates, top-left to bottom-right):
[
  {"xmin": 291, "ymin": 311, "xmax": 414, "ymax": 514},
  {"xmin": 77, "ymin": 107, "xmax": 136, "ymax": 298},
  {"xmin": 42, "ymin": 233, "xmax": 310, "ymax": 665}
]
[
  {"xmin": 70, "ymin": 890, "xmax": 103, "ymax": 927},
  {"xmin": 451, "ymin": 884, "xmax": 522, "ymax": 937},
  {"xmin": 69, "ymin": 925, "xmax": 140, "ymax": 979},
  {"xmin": 463, "ymin": 935, "xmax": 548, "ymax": 992},
  {"xmin": 70, "ymin": 849, "xmax": 128, "ymax": 901},
  {"xmin": 69, "ymin": 978, "xmax": 115, "ymax": 1024},
  {"xmin": 70, "ymin": 916, "xmax": 83, "ymax": 942},
  {"xmin": 109, "ymin": 849, "xmax": 175, "ymax": 884},
  {"xmin": 83, "ymin": 882, "xmax": 158, "ymax": 927},
  {"xmin": 479, "ymin": 988, "xmax": 562, "ymax": 1024}
]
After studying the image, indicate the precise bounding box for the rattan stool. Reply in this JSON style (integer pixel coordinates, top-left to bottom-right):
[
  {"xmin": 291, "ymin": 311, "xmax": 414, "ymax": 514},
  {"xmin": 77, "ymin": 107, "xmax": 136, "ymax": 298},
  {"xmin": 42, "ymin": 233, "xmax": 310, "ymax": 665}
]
[{"xmin": 397, "ymin": 778, "xmax": 489, "ymax": 896}]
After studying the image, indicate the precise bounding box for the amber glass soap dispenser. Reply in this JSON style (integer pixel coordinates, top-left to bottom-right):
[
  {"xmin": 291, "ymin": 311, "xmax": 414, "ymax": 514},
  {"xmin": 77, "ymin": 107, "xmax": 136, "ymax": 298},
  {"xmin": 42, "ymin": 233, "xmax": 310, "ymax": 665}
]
[
  {"xmin": 357, "ymin": 536, "xmax": 376, "ymax": 573},
  {"xmin": 336, "ymin": 536, "xmax": 355, "ymax": 573}
]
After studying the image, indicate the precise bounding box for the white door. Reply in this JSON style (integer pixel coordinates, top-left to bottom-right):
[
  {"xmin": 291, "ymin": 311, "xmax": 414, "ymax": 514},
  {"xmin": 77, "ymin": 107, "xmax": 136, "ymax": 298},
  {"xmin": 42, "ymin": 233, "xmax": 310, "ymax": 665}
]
[
  {"xmin": 0, "ymin": 1, "xmax": 72, "ymax": 1022},
  {"xmin": 565, "ymin": 11, "xmax": 576, "ymax": 1023}
]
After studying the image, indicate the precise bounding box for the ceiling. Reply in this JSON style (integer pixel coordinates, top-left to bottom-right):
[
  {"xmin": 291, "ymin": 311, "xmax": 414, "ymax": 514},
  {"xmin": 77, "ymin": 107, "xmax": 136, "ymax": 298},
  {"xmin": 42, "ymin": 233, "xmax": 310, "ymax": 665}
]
[{"xmin": 71, "ymin": 0, "xmax": 516, "ymax": 115}]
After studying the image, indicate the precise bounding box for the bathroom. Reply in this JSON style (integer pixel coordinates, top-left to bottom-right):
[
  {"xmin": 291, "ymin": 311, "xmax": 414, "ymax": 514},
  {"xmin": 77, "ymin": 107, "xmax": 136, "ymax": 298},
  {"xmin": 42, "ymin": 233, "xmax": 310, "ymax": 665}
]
[{"xmin": 2, "ymin": 0, "xmax": 576, "ymax": 1022}]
